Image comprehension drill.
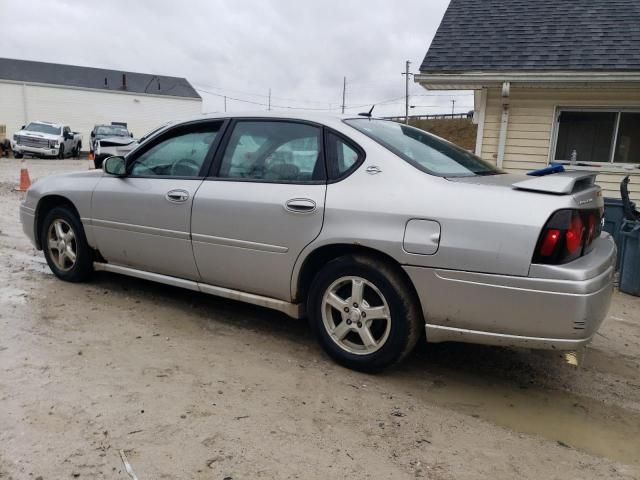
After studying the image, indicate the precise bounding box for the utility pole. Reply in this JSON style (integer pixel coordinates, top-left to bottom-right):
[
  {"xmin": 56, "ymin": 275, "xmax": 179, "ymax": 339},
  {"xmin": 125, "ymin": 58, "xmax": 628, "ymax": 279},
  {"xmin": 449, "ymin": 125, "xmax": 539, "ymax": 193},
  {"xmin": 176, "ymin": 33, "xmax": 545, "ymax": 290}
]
[
  {"xmin": 401, "ymin": 60, "xmax": 412, "ymax": 124},
  {"xmin": 268, "ymin": 88, "xmax": 271, "ymax": 111},
  {"xmin": 341, "ymin": 76, "xmax": 346, "ymax": 114},
  {"xmin": 224, "ymin": 95, "xmax": 227, "ymax": 113},
  {"xmin": 451, "ymin": 99, "xmax": 456, "ymax": 116}
]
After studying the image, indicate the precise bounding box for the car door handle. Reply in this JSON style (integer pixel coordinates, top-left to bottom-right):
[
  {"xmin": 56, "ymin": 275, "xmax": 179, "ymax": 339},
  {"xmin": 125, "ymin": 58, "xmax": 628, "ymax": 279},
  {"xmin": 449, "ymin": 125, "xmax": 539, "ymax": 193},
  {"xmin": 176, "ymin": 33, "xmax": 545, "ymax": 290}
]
[
  {"xmin": 165, "ymin": 189, "xmax": 190, "ymax": 203},
  {"xmin": 285, "ymin": 198, "xmax": 317, "ymax": 213}
]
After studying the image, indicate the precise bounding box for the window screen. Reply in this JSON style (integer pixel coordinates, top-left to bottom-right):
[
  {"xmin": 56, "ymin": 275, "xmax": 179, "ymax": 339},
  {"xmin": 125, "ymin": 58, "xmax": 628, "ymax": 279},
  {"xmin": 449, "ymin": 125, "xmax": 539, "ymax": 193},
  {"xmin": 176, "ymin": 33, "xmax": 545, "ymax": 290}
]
[
  {"xmin": 554, "ymin": 110, "xmax": 640, "ymax": 164},
  {"xmin": 614, "ymin": 113, "xmax": 640, "ymax": 164}
]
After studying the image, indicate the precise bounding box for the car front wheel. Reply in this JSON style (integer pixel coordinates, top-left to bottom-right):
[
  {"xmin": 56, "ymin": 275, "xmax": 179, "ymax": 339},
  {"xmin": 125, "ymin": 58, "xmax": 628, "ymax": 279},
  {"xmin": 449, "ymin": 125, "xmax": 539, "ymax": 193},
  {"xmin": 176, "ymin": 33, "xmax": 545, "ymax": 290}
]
[
  {"xmin": 41, "ymin": 206, "xmax": 93, "ymax": 282},
  {"xmin": 308, "ymin": 254, "xmax": 422, "ymax": 372}
]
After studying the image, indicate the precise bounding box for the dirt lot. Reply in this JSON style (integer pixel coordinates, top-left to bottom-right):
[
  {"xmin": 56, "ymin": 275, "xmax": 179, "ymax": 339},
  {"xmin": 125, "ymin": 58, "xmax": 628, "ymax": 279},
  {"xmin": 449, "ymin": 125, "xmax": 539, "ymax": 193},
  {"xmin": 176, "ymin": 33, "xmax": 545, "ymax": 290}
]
[{"xmin": 1, "ymin": 158, "xmax": 640, "ymax": 479}]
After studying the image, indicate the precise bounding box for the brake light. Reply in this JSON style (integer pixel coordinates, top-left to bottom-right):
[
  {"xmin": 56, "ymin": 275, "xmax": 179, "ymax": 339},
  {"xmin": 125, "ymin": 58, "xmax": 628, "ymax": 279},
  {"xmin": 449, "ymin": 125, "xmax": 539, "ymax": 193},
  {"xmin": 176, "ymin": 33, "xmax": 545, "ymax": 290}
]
[
  {"xmin": 540, "ymin": 229, "xmax": 561, "ymax": 256},
  {"xmin": 565, "ymin": 214, "xmax": 584, "ymax": 254},
  {"xmin": 533, "ymin": 209, "xmax": 601, "ymax": 265}
]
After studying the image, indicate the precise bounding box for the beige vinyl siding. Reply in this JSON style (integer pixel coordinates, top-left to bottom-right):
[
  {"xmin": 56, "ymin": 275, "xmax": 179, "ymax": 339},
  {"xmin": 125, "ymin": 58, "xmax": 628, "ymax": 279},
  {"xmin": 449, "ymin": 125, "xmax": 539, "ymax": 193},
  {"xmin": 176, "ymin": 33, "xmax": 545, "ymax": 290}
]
[{"xmin": 479, "ymin": 86, "xmax": 640, "ymax": 201}]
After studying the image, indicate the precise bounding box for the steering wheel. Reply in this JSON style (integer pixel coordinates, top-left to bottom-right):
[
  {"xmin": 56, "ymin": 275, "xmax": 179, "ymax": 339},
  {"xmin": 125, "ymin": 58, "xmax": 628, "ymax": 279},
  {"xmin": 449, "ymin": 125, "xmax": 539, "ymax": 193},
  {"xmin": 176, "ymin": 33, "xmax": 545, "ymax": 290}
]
[{"xmin": 171, "ymin": 158, "xmax": 201, "ymax": 176}]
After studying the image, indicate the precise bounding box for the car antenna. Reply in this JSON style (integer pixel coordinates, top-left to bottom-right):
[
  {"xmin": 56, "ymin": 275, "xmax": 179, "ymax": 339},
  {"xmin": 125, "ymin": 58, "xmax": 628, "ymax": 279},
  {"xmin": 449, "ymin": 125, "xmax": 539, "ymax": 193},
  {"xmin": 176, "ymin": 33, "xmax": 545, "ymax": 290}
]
[{"xmin": 358, "ymin": 105, "xmax": 375, "ymax": 118}]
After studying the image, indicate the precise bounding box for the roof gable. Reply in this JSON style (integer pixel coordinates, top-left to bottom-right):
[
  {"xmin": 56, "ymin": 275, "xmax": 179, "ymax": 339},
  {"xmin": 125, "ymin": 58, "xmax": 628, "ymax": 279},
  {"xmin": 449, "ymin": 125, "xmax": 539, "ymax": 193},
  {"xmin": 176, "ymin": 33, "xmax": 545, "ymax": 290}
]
[
  {"xmin": 0, "ymin": 57, "xmax": 201, "ymax": 99},
  {"xmin": 420, "ymin": 0, "xmax": 640, "ymax": 73}
]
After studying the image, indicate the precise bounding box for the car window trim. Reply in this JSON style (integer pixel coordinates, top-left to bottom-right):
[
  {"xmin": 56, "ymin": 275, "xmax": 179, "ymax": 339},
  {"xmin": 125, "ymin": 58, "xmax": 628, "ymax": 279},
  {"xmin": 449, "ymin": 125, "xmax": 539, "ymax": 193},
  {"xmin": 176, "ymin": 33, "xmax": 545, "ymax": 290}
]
[
  {"xmin": 323, "ymin": 127, "xmax": 366, "ymax": 183},
  {"xmin": 124, "ymin": 119, "xmax": 230, "ymax": 180},
  {"xmin": 205, "ymin": 117, "xmax": 328, "ymax": 184}
]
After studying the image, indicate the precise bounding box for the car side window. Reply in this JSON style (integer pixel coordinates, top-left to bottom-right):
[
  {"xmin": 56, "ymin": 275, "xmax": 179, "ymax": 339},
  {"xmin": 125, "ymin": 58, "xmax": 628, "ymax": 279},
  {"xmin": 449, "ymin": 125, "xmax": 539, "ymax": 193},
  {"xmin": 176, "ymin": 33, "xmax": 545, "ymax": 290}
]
[
  {"xmin": 218, "ymin": 121, "xmax": 324, "ymax": 182},
  {"xmin": 130, "ymin": 123, "xmax": 221, "ymax": 177},
  {"xmin": 325, "ymin": 131, "xmax": 362, "ymax": 179}
]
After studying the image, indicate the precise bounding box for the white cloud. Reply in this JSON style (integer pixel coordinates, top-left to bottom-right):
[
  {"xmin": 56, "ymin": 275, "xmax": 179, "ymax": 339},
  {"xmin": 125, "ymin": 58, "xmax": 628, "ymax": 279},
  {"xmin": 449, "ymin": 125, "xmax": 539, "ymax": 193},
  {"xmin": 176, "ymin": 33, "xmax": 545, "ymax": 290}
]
[{"xmin": 0, "ymin": 0, "xmax": 473, "ymax": 116}]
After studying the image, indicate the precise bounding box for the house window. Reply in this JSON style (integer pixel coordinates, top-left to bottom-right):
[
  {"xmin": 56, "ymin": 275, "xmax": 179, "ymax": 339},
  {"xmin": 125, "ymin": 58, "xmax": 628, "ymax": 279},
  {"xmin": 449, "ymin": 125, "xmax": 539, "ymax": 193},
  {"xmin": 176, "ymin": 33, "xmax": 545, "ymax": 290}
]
[{"xmin": 553, "ymin": 109, "xmax": 640, "ymax": 165}]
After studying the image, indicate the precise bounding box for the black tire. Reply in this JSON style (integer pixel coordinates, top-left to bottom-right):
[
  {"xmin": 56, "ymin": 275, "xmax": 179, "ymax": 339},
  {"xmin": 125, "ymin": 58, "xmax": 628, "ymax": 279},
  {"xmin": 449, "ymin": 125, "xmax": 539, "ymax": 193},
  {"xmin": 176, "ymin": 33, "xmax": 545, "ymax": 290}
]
[
  {"xmin": 94, "ymin": 154, "xmax": 108, "ymax": 169},
  {"xmin": 308, "ymin": 254, "xmax": 423, "ymax": 373},
  {"xmin": 57, "ymin": 144, "xmax": 65, "ymax": 159},
  {"xmin": 72, "ymin": 143, "xmax": 80, "ymax": 158},
  {"xmin": 41, "ymin": 206, "xmax": 93, "ymax": 282}
]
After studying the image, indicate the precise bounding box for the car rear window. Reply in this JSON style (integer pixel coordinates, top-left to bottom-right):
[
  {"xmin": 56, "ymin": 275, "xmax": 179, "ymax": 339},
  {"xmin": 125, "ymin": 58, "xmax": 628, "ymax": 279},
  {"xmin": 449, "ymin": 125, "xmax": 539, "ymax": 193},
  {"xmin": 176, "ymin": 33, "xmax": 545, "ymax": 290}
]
[{"xmin": 344, "ymin": 118, "xmax": 501, "ymax": 177}]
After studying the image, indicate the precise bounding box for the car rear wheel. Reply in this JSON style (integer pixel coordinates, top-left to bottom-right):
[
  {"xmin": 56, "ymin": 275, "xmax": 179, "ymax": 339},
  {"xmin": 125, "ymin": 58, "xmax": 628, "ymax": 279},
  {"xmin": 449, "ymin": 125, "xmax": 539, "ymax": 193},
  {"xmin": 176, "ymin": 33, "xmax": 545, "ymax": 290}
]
[
  {"xmin": 14, "ymin": 152, "xmax": 23, "ymax": 159},
  {"xmin": 41, "ymin": 206, "xmax": 93, "ymax": 282},
  {"xmin": 308, "ymin": 254, "xmax": 422, "ymax": 372}
]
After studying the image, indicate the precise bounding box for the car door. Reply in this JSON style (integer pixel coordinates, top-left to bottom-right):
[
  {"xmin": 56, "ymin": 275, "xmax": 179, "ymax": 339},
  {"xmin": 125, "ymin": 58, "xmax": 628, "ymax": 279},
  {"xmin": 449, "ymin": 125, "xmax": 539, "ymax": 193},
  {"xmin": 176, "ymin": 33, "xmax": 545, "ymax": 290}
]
[
  {"xmin": 91, "ymin": 120, "xmax": 226, "ymax": 280},
  {"xmin": 191, "ymin": 119, "xmax": 327, "ymax": 301},
  {"xmin": 62, "ymin": 126, "xmax": 72, "ymax": 152}
]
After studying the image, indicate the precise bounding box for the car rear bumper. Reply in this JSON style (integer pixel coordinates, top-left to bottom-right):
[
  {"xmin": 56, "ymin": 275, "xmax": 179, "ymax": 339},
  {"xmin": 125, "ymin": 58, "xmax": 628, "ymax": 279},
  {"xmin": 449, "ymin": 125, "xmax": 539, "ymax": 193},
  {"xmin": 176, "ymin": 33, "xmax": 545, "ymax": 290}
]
[{"xmin": 404, "ymin": 233, "xmax": 616, "ymax": 350}]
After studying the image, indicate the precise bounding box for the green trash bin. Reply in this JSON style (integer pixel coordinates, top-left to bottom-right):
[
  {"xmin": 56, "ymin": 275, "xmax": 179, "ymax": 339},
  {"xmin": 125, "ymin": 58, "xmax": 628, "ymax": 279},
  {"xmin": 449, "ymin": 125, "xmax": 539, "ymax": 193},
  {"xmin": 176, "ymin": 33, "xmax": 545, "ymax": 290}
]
[{"xmin": 619, "ymin": 220, "xmax": 640, "ymax": 296}]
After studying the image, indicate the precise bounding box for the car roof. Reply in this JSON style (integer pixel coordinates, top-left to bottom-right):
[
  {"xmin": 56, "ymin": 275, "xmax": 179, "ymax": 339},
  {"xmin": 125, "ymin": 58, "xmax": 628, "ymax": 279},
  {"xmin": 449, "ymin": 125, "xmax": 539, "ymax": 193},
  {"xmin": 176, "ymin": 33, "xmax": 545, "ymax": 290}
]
[
  {"xmin": 31, "ymin": 120, "xmax": 61, "ymax": 127},
  {"xmin": 174, "ymin": 111, "xmax": 390, "ymax": 131}
]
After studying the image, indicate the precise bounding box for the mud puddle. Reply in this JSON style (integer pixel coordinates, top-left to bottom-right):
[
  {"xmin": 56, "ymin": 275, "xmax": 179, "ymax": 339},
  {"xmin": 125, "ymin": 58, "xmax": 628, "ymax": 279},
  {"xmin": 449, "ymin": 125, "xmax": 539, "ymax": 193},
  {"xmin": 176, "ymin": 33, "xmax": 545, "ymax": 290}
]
[{"xmin": 394, "ymin": 361, "xmax": 640, "ymax": 465}]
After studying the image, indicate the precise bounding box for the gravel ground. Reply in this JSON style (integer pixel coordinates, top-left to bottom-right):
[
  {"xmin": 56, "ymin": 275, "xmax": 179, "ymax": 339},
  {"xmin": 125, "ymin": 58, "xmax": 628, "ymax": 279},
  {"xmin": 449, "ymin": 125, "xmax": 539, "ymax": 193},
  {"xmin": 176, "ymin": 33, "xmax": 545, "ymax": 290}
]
[{"xmin": 1, "ymin": 158, "xmax": 640, "ymax": 479}]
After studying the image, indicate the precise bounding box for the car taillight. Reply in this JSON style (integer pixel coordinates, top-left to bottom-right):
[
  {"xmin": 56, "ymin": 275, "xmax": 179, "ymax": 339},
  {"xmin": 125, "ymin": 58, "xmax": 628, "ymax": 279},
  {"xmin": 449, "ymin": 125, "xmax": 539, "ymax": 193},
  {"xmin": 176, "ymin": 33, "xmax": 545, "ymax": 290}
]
[
  {"xmin": 533, "ymin": 209, "xmax": 602, "ymax": 265},
  {"xmin": 585, "ymin": 213, "xmax": 596, "ymax": 246},
  {"xmin": 565, "ymin": 214, "xmax": 584, "ymax": 254},
  {"xmin": 540, "ymin": 229, "xmax": 561, "ymax": 256}
]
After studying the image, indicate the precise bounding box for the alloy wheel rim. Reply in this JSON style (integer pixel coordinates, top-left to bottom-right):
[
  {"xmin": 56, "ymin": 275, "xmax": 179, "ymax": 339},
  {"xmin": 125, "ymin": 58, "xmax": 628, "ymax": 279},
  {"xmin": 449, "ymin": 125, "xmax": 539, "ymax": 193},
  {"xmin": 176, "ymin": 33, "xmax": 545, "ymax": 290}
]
[
  {"xmin": 321, "ymin": 276, "xmax": 391, "ymax": 355},
  {"xmin": 47, "ymin": 219, "xmax": 77, "ymax": 271}
]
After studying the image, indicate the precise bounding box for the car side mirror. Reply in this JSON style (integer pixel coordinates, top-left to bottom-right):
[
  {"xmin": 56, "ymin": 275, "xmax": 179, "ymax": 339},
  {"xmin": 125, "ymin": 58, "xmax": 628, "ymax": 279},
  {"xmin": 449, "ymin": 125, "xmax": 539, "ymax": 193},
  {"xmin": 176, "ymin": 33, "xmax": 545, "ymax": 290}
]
[
  {"xmin": 130, "ymin": 132, "xmax": 134, "ymax": 137},
  {"xmin": 21, "ymin": 125, "xmax": 25, "ymax": 130},
  {"xmin": 90, "ymin": 131, "xmax": 95, "ymax": 138},
  {"xmin": 103, "ymin": 156, "xmax": 126, "ymax": 176}
]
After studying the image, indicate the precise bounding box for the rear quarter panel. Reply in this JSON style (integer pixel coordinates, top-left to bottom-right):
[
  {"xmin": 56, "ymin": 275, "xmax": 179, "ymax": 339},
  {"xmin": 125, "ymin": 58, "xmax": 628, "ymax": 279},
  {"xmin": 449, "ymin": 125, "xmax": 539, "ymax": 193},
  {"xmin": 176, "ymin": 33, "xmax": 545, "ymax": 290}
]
[{"xmin": 292, "ymin": 127, "xmax": 590, "ymax": 298}]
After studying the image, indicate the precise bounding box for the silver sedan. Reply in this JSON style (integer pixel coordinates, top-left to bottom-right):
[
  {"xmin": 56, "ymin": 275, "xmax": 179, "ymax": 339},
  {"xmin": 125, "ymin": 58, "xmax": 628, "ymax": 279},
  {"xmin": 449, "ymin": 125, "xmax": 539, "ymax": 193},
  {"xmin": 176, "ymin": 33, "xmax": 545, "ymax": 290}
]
[{"xmin": 20, "ymin": 113, "xmax": 616, "ymax": 371}]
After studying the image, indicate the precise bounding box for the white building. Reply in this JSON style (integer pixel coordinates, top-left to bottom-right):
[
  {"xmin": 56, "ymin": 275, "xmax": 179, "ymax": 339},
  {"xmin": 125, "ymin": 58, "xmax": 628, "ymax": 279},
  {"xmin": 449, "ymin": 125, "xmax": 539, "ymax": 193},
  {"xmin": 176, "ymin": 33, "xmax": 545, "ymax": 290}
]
[{"xmin": 0, "ymin": 57, "xmax": 202, "ymax": 150}]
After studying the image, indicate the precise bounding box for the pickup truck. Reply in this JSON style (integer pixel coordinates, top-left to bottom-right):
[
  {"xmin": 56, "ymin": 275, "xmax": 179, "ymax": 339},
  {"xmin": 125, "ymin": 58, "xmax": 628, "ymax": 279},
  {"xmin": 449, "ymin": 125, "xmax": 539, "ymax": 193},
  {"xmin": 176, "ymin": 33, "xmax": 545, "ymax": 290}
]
[
  {"xmin": 89, "ymin": 123, "xmax": 133, "ymax": 153},
  {"xmin": 11, "ymin": 121, "xmax": 82, "ymax": 159}
]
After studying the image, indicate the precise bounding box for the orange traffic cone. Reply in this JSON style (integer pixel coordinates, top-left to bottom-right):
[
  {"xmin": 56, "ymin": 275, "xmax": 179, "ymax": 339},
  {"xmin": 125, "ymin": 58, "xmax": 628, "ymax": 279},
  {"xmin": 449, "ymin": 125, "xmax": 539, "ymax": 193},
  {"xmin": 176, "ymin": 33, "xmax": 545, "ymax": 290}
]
[{"xmin": 16, "ymin": 165, "xmax": 32, "ymax": 192}]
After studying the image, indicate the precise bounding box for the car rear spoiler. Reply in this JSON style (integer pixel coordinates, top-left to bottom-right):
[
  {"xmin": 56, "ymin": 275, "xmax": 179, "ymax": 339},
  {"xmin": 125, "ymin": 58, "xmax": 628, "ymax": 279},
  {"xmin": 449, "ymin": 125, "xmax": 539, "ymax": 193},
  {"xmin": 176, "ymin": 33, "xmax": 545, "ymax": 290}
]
[{"xmin": 512, "ymin": 171, "xmax": 597, "ymax": 195}]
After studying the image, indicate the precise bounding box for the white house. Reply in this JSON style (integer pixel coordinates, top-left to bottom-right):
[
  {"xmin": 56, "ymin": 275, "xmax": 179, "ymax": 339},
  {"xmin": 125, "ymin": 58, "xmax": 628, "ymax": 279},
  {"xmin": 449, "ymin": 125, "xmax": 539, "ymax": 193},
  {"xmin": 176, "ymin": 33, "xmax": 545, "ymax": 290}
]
[
  {"xmin": 0, "ymin": 58, "xmax": 202, "ymax": 150},
  {"xmin": 416, "ymin": 0, "xmax": 640, "ymax": 201}
]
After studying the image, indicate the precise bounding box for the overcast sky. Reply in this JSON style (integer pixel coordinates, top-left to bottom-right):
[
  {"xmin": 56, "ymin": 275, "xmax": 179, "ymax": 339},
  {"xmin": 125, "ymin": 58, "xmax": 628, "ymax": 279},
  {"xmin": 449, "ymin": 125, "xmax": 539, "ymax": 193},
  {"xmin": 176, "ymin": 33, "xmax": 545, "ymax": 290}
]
[{"xmin": 0, "ymin": 0, "xmax": 472, "ymax": 116}]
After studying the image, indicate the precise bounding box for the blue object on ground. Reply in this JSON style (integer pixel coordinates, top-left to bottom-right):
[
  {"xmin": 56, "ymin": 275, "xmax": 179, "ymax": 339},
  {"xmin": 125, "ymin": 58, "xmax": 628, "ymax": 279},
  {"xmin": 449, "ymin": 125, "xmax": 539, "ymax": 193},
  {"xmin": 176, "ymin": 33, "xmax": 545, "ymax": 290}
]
[
  {"xmin": 619, "ymin": 219, "xmax": 640, "ymax": 296},
  {"xmin": 527, "ymin": 164, "xmax": 565, "ymax": 176}
]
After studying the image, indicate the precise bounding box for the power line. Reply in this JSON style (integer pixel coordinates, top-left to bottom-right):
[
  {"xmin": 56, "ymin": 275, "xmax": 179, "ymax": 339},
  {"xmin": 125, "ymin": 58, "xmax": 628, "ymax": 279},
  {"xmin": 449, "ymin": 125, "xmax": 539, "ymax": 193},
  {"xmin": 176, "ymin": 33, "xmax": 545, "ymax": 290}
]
[
  {"xmin": 194, "ymin": 83, "xmax": 335, "ymax": 106},
  {"xmin": 195, "ymin": 86, "xmax": 409, "ymax": 112}
]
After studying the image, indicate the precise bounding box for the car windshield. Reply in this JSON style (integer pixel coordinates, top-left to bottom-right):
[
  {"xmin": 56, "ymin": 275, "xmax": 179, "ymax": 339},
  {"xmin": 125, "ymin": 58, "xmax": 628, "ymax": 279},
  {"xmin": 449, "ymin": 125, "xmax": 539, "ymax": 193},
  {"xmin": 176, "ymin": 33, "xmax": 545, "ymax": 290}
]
[
  {"xmin": 345, "ymin": 119, "xmax": 501, "ymax": 177},
  {"xmin": 25, "ymin": 123, "xmax": 61, "ymax": 135},
  {"xmin": 96, "ymin": 126, "xmax": 129, "ymax": 136}
]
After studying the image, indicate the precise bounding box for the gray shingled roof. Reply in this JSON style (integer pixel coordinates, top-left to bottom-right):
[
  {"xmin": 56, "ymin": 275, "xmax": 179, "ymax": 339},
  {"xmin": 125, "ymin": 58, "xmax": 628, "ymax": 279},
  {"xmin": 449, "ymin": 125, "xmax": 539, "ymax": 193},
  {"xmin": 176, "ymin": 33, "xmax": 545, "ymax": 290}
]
[
  {"xmin": 0, "ymin": 57, "xmax": 201, "ymax": 99},
  {"xmin": 420, "ymin": 0, "xmax": 640, "ymax": 73}
]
